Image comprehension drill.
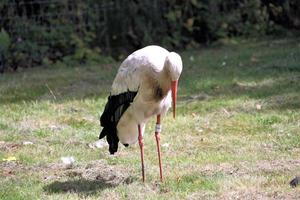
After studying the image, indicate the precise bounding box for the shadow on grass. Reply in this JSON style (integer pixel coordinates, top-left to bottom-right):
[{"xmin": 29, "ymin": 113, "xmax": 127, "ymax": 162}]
[{"xmin": 43, "ymin": 179, "xmax": 114, "ymax": 195}]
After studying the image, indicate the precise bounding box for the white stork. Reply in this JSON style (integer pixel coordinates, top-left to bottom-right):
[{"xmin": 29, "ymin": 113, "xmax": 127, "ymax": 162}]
[{"xmin": 99, "ymin": 45, "xmax": 183, "ymax": 182}]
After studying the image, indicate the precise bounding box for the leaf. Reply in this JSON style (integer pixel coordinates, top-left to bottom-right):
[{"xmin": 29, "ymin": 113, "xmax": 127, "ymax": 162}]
[{"xmin": 2, "ymin": 156, "xmax": 17, "ymax": 161}]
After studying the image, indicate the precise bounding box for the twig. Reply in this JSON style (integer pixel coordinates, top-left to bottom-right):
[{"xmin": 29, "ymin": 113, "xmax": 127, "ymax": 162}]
[{"xmin": 45, "ymin": 83, "xmax": 57, "ymax": 100}]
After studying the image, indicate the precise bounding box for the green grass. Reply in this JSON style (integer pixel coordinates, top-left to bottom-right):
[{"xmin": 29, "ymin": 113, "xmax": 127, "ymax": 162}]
[{"xmin": 1, "ymin": 37, "xmax": 300, "ymax": 199}]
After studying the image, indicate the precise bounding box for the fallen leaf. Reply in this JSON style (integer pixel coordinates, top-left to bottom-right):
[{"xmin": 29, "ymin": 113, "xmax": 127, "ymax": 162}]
[{"xmin": 2, "ymin": 156, "xmax": 17, "ymax": 161}]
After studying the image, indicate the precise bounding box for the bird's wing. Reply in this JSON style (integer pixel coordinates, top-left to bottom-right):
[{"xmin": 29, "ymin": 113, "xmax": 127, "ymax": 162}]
[
  {"xmin": 99, "ymin": 91, "xmax": 137, "ymax": 154},
  {"xmin": 110, "ymin": 57, "xmax": 140, "ymax": 95}
]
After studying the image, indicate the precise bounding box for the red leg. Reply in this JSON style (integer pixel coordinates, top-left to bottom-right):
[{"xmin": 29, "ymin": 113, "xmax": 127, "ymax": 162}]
[
  {"xmin": 155, "ymin": 115, "xmax": 163, "ymax": 181},
  {"xmin": 138, "ymin": 124, "xmax": 145, "ymax": 182}
]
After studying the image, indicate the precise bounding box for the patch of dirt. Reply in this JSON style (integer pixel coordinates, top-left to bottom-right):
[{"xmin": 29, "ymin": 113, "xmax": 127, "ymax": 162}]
[
  {"xmin": 0, "ymin": 159, "xmax": 133, "ymax": 188},
  {"xmin": 187, "ymin": 191, "xmax": 216, "ymax": 200},
  {"xmin": 0, "ymin": 161, "xmax": 24, "ymax": 177},
  {"xmin": 63, "ymin": 160, "xmax": 133, "ymax": 186},
  {"xmin": 0, "ymin": 141, "xmax": 22, "ymax": 152},
  {"xmin": 254, "ymin": 159, "xmax": 300, "ymax": 173},
  {"xmin": 219, "ymin": 189, "xmax": 300, "ymax": 200},
  {"xmin": 42, "ymin": 160, "xmax": 134, "ymax": 194},
  {"xmin": 195, "ymin": 159, "xmax": 300, "ymax": 199},
  {"xmin": 200, "ymin": 162, "xmax": 239, "ymax": 176},
  {"xmin": 199, "ymin": 159, "xmax": 300, "ymax": 177}
]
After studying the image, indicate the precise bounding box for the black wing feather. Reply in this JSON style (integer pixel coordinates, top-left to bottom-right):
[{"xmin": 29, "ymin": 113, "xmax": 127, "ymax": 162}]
[{"xmin": 99, "ymin": 91, "xmax": 137, "ymax": 154}]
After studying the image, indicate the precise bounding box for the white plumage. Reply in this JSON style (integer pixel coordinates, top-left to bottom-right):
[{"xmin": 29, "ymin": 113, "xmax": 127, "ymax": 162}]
[
  {"xmin": 113, "ymin": 46, "xmax": 181, "ymax": 144},
  {"xmin": 100, "ymin": 45, "xmax": 183, "ymax": 181}
]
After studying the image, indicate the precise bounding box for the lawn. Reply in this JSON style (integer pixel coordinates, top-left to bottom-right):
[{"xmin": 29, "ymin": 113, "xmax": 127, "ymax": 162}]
[{"xmin": 0, "ymin": 38, "xmax": 300, "ymax": 199}]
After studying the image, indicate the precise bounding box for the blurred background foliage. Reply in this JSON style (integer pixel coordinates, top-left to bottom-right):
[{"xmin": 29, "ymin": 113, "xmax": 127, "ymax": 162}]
[{"xmin": 0, "ymin": 0, "xmax": 299, "ymax": 72}]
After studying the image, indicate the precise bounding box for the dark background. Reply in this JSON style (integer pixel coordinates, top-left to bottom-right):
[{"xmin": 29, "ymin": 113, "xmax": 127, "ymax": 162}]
[{"xmin": 0, "ymin": 0, "xmax": 299, "ymax": 72}]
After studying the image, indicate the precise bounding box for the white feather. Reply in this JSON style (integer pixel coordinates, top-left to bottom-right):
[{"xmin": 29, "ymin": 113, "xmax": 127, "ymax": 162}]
[{"xmin": 110, "ymin": 45, "xmax": 182, "ymax": 145}]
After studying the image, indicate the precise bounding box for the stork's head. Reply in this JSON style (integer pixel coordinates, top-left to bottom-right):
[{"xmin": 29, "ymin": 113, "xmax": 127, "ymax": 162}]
[{"xmin": 165, "ymin": 52, "xmax": 183, "ymax": 118}]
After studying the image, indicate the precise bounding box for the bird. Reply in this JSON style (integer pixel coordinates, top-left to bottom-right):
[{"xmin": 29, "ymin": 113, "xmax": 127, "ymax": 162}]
[{"xmin": 99, "ymin": 45, "xmax": 183, "ymax": 182}]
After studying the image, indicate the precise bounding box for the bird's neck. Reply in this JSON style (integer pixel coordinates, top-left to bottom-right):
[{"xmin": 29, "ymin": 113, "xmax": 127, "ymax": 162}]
[{"xmin": 158, "ymin": 66, "xmax": 172, "ymax": 93}]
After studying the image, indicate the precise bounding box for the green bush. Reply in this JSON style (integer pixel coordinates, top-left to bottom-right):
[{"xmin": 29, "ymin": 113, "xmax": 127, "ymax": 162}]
[
  {"xmin": 0, "ymin": 29, "xmax": 11, "ymax": 72},
  {"xmin": 0, "ymin": 29, "xmax": 10, "ymax": 54},
  {"xmin": 0, "ymin": 0, "xmax": 298, "ymax": 72}
]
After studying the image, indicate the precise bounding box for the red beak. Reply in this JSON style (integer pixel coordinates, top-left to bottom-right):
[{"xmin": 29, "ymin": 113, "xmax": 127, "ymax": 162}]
[{"xmin": 171, "ymin": 80, "xmax": 178, "ymax": 119}]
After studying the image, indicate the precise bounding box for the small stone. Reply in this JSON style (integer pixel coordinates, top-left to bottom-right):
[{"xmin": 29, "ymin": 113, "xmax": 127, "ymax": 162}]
[
  {"xmin": 256, "ymin": 104, "xmax": 262, "ymax": 110},
  {"xmin": 162, "ymin": 143, "xmax": 170, "ymax": 148},
  {"xmin": 88, "ymin": 140, "xmax": 108, "ymax": 149},
  {"xmin": 23, "ymin": 141, "xmax": 33, "ymax": 145},
  {"xmin": 61, "ymin": 156, "xmax": 75, "ymax": 169}
]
